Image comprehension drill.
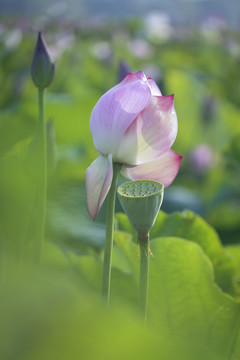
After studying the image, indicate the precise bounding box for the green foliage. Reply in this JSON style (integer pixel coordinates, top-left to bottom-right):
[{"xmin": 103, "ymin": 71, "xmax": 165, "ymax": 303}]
[
  {"xmin": 116, "ymin": 210, "xmax": 238, "ymax": 296},
  {"xmin": 148, "ymin": 237, "xmax": 240, "ymax": 360},
  {"xmin": 224, "ymin": 133, "xmax": 240, "ymax": 165},
  {"xmin": 1, "ymin": 233, "xmax": 240, "ymax": 359},
  {"xmin": 0, "ymin": 16, "xmax": 240, "ymax": 360}
]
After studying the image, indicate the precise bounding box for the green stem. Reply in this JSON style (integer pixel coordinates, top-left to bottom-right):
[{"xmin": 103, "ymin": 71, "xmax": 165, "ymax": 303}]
[
  {"xmin": 0, "ymin": 237, "xmax": 6, "ymax": 293},
  {"xmin": 138, "ymin": 231, "xmax": 149, "ymax": 324},
  {"xmin": 102, "ymin": 163, "xmax": 121, "ymax": 303},
  {"xmin": 35, "ymin": 88, "xmax": 47, "ymax": 262},
  {"xmin": 18, "ymin": 187, "xmax": 37, "ymax": 265}
]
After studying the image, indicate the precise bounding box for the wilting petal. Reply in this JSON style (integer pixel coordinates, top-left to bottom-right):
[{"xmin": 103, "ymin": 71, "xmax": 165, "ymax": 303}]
[
  {"xmin": 147, "ymin": 78, "xmax": 162, "ymax": 96},
  {"xmin": 86, "ymin": 155, "xmax": 113, "ymax": 220},
  {"xmin": 116, "ymin": 95, "xmax": 178, "ymax": 165},
  {"xmin": 90, "ymin": 72, "xmax": 152, "ymax": 156},
  {"xmin": 121, "ymin": 149, "xmax": 182, "ymax": 187}
]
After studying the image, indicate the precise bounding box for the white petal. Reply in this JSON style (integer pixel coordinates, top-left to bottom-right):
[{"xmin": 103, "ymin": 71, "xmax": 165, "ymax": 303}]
[
  {"xmin": 147, "ymin": 78, "xmax": 162, "ymax": 96},
  {"xmin": 85, "ymin": 155, "xmax": 113, "ymax": 220}
]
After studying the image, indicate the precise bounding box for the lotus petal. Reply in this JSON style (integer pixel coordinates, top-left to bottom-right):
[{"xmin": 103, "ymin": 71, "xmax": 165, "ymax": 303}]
[
  {"xmin": 86, "ymin": 154, "xmax": 113, "ymax": 220},
  {"xmin": 116, "ymin": 95, "xmax": 178, "ymax": 165},
  {"xmin": 90, "ymin": 72, "xmax": 152, "ymax": 157},
  {"xmin": 121, "ymin": 149, "xmax": 182, "ymax": 187},
  {"xmin": 147, "ymin": 78, "xmax": 162, "ymax": 96}
]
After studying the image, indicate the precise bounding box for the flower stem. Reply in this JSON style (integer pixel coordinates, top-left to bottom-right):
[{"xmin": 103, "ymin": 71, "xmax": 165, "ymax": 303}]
[
  {"xmin": 35, "ymin": 87, "xmax": 47, "ymax": 262},
  {"xmin": 102, "ymin": 163, "xmax": 121, "ymax": 303},
  {"xmin": 0, "ymin": 237, "xmax": 6, "ymax": 293},
  {"xmin": 138, "ymin": 231, "xmax": 150, "ymax": 324}
]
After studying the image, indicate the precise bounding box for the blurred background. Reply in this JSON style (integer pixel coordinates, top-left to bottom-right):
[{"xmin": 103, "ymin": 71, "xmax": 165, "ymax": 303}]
[
  {"xmin": 1, "ymin": 0, "xmax": 240, "ymax": 252},
  {"xmin": 0, "ymin": 1, "xmax": 240, "ymax": 359}
]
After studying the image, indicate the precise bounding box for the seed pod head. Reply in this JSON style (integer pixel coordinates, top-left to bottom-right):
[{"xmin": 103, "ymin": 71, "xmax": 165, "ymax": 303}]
[
  {"xmin": 31, "ymin": 31, "xmax": 55, "ymax": 89},
  {"xmin": 117, "ymin": 180, "xmax": 164, "ymax": 232}
]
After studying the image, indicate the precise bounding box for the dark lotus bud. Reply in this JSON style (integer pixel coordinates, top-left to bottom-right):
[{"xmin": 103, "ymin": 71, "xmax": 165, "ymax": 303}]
[
  {"xmin": 202, "ymin": 96, "xmax": 216, "ymax": 126},
  {"xmin": 31, "ymin": 31, "xmax": 55, "ymax": 89}
]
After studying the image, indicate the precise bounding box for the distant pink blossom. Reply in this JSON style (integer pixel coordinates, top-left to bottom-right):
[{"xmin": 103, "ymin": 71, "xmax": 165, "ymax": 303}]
[
  {"xmin": 189, "ymin": 144, "xmax": 213, "ymax": 174},
  {"xmin": 86, "ymin": 71, "xmax": 182, "ymax": 220}
]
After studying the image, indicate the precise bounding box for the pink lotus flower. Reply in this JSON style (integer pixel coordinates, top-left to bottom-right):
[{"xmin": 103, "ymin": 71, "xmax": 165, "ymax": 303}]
[{"xmin": 86, "ymin": 71, "xmax": 182, "ymax": 220}]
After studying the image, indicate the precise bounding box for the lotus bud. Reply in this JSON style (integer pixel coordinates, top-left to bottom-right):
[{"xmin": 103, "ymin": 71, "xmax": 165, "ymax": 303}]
[
  {"xmin": 31, "ymin": 31, "xmax": 55, "ymax": 89},
  {"xmin": 85, "ymin": 71, "xmax": 182, "ymax": 220}
]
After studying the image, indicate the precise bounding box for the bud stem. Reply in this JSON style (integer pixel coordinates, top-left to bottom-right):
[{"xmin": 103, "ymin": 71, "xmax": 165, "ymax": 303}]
[
  {"xmin": 102, "ymin": 163, "xmax": 121, "ymax": 303},
  {"xmin": 35, "ymin": 88, "xmax": 47, "ymax": 261},
  {"xmin": 138, "ymin": 231, "xmax": 150, "ymax": 324}
]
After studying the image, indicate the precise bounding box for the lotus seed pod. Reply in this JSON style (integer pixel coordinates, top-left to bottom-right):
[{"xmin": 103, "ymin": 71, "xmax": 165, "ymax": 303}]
[{"xmin": 117, "ymin": 180, "xmax": 164, "ymax": 232}]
